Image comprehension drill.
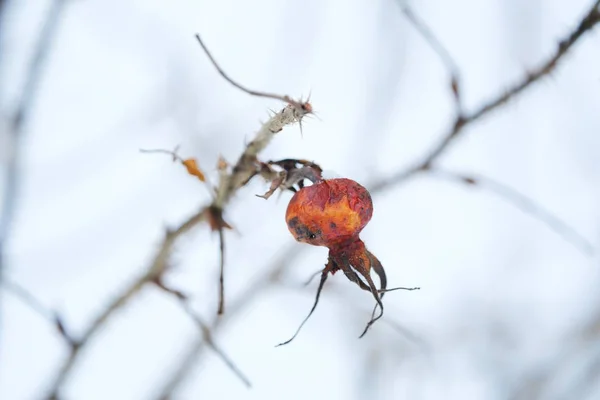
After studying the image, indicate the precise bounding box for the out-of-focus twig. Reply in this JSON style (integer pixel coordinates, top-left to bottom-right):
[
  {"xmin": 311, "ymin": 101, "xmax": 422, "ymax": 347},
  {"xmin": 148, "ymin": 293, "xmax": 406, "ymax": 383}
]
[
  {"xmin": 45, "ymin": 34, "xmax": 310, "ymax": 398},
  {"xmin": 0, "ymin": 0, "xmax": 67, "ymax": 290},
  {"xmin": 426, "ymin": 168, "xmax": 596, "ymax": 256},
  {"xmin": 2, "ymin": 279, "xmax": 77, "ymax": 346},
  {"xmin": 153, "ymin": 281, "xmax": 251, "ymax": 388},
  {"xmin": 398, "ymin": 2, "xmax": 462, "ymax": 110},
  {"xmin": 45, "ymin": 211, "xmax": 206, "ymax": 399},
  {"xmin": 153, "ymin": 244, "xmax": 300, "ymax": 399},
  {"xmin": 371, "ymin": 0, "xmax": 600, "ymax": 194}
]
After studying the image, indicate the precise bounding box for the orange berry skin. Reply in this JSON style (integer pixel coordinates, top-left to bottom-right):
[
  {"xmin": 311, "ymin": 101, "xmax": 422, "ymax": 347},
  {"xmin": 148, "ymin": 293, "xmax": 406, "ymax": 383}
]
[{"xmin": 285, "ymin": 178, "xmax": 373, "ymax": 247}]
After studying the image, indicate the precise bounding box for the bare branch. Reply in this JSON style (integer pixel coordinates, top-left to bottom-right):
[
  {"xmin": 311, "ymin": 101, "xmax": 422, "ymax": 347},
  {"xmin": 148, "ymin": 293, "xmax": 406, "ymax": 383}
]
[
  {"xmin": 470, "ymin": 0, "xmax": 600, "ymax": 124},
  {"xmin": 371, "ymin": 0, "xmax": 600, "ymax": 193},
  {"xmin": 153, "ymin": 281, "xmax": 251, "ymax": 388},
  {"xmin": 426, "ymin": 168, "xmax": 596, "ymax": 256},
  {"xmin": 44, "ymin": 34, "xmax": 310, "ymax": 397},
  {"xmin": 2, "ymin": 279, "xmax": 77, "ymax": 347},
  {"xmin": 217, "ymin": 227, "xmax": 226, "ymax": 314},
  {"xmin": 208, "ymin": 102, "xmax": 310, "ymax": 314},
  {"xmin": 153, "ymin": 244, "xmax": 301, "ymax": 399},
  {"xmin": 45, "ymin": 212, "xmax": 206, "ymax": 398},
  {"xmin": 197, "ymin": 32, "xmax": 314, "ymax": 312},
  {"xmin": 195, "ymin": 33, "xmax": 312, "ymax": 111},
  {"xmin": 398, "ymin": 2, "xmax": 462, "ymax": 108}
]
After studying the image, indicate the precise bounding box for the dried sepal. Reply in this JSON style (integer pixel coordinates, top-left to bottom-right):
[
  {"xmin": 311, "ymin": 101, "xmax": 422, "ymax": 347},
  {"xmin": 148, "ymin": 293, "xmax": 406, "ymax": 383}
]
[
  {"xmin": 256, "ymin": 171, "xmax": 287, "ymax": 200},
  {"xmin": 254, "ymin": 158, "xmax": 324, "ymax": 200}
]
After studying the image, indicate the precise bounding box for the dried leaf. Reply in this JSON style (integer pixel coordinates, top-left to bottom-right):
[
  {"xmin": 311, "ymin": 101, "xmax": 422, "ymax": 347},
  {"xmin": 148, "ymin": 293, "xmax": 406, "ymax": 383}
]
[{"xmin": 182, "ymin": 158, "xmax": 205, "ymax": 181}]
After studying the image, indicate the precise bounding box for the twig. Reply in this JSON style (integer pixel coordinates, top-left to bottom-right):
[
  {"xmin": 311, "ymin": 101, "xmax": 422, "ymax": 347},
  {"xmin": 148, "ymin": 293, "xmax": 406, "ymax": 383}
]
[
  {"xmin": 153, "ymin": 281, "xmax": 251, "ymax": 388},
  {"xmin": 0, "ymin": 0, "xmax": 67, "ymax": 293},
  {"xmin": 153, "ymin": 244, "xmax": 300, "ymax": 399},
  {"xmin": 426, "ymin": 168, "xmax": 596, "ymax": 256},
  {"xmin": 398, "ymin": 2, "xmax": 462, "ymax": 109},
  {"xmin": 370, "ymin": 0, "xmax": 600, "ymax": 194},
  {"xmin": 45, "ymin": 33, "xmax": 310, "ymax": 397},
  {"xmin": 207, "ymin": 102, "xmax": 309, "ymax": 315},
  {"xmin": 2, "ymin": 279, "xmax": 76, "ymax": 346},
  {"xmin": 45, "ymin": 212, "xmax": 206, "ymax": 399},
  {"xmin": 195, "ymin": 34, "xmax": 311, "ymax": 111},
  {"xmin": 217, "ymin": 227, "xmax": 226, "ymax": 314},
  {"xmin": 195, "ymin": 32, "xmax": 311, "ymax": 313}
]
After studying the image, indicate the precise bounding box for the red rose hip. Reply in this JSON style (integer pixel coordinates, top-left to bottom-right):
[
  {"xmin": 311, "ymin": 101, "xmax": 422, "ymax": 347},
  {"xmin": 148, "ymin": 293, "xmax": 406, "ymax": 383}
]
[{"xmin": 278, "ymin": 177, "xmax": 395, "ymax": 346}]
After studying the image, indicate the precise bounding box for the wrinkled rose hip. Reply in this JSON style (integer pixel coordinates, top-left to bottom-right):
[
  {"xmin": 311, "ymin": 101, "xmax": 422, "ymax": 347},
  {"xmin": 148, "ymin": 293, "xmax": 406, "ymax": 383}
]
[{"xmin": 278, "ymin": 177, "xmax": 389, "ymax": 346}]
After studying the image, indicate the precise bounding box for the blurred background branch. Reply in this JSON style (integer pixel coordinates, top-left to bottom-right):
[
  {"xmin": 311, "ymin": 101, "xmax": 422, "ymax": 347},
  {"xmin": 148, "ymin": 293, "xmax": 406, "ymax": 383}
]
[
  {"xmin": 44, "ymin": 35, "xmax": 310, "ymax": 394},
  {"xmin": 0, "ymin": 0, "xmax": 67, "ymax": 291},
  {"xmin": 371, "ymin": 0, "xmax": 600, "ymax": 193},
  {"xmin": 425, "ymin": 167, "xmax": 596, "ymax": 256}
]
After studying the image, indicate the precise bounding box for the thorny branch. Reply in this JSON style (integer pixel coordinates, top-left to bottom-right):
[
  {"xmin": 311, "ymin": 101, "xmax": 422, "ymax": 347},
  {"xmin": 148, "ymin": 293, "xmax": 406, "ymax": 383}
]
[
  {"xmin": 194, "ymin": 34, "xmax": 310, "ymax": 111},
  {"xmin": 153, "ymin": 2, "xmax": 600, "ymax": 395},
  {"xmin": 44, "ymin": 34, "xmax": 310, "ymax": 398}
]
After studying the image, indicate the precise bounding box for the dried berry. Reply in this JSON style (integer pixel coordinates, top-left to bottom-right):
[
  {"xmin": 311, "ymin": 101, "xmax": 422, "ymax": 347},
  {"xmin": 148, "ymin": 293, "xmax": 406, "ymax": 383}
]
[{"xmin": 278, "ymin": 177, "xmax": 391, "ymax": 345}]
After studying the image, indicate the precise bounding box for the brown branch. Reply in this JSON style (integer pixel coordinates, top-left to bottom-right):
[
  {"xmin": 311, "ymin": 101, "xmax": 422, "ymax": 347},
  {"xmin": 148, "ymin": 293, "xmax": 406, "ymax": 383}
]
[
  {"xmin": 195, "ymin": 34, "xmax": 311, "ymax": 111},
  {"xmin": 153, "ymin": 244, "xmax": 301, "ymax": 399},
  {"xmin": 195, "ymin": 32, "xmax": 311, "ymax": 314},
  {"xmin": 45, "ymin": 213, "xmax": 206, "ymax": 399},
  {"xmin": 153, "ymin": 281, "xmax": 251, "ymax": 388},
  {"xmin": 398, "ymin": 2, "xmax": 462, "ymax": 109},
  {"xmin": 217, "ymin": 227, "xmax": 226, "ymax": 314},
  {"xmin": 44, "ymin": 34, "xmax": 310, "ymax": 398},
  {"xmin": 426, "ymin": 168, "xmax": 596, "ymax": 256},
  {"xmin": 2, "ymin": 279, "xmax": 77, "ymax": 347},
  {"xmin": 371, "ymin": 0, "xmax": 600, "ymax": 194}
]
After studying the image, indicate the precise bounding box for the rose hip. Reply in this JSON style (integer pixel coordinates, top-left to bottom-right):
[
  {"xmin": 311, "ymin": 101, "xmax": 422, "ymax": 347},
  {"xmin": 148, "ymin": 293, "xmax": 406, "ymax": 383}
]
[{"xmin": 278, "ymin": 177, "xmax": 389, "ymax": 345}]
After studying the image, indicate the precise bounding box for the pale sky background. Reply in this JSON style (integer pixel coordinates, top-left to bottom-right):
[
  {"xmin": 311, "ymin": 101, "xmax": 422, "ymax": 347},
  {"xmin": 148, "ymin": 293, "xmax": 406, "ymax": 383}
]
[{"xmin": 1, "ymin": 0, "xmax": 600, "ymax": 399}]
